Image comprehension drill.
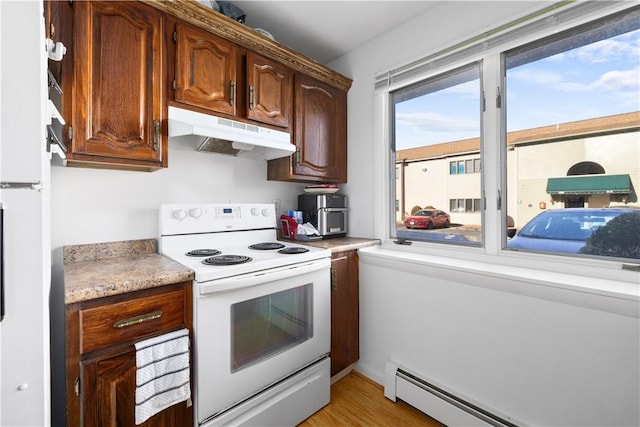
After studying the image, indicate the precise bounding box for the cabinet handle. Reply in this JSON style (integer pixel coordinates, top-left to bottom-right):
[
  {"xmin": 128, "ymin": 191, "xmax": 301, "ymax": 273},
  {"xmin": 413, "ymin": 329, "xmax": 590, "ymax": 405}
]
[
  {"xmin": 249, "ymin": 85, "xmax": 255, "ymax": 110},
  {"xmin": 230, "ymin": 81, "xmax": 236, "ymax": 107},
  {"xmin": 295, "ymin": 147, "xmax": 301, "ymax": 166},
  {"xmin": 113, "ymin": 310, "xmax": 163, "ymax": 329},
  {"xmin": 153, "ymin": 120, "xmax": 160, "ymax": 151},
  {"xmin": 331, "ymin": 269, "xmax": 337, "ymax": 291}
]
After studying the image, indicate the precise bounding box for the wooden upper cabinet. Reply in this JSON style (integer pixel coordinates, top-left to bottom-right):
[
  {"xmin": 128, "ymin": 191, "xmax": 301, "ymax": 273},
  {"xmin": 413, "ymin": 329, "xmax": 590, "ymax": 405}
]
[
  {"xmin": 246, "ymin": 52, "xmax": 292, "ymax": 128},
  {"xmin": 173, "ymin": 22, "xmax": 238, "ymax": 116},
  {"xmin": 70, "ymin": 1, "xmax": 166, "ymax": 170},
  {"xmin": 268, "ymin": 74, "xmax": 347, "ymax": 182}
]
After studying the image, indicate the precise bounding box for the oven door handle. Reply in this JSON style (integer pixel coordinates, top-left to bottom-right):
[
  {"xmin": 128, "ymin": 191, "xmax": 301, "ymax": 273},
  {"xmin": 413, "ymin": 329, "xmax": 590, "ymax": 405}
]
[{"xmin": 198, "ymin": 257, "xmax": 331, "ymax": 296}]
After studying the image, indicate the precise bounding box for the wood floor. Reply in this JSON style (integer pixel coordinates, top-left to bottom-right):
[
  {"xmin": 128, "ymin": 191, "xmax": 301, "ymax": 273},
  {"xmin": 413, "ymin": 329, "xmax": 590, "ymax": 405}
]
[{"xmin": 298, "ymin": 371, "xmax": 444, "ymax": 427}]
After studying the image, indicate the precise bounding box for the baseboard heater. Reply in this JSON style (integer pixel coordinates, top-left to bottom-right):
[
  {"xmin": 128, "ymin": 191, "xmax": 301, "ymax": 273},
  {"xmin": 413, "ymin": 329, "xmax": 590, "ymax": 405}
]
[{"xmin": 384, "ymin": 361, "xmax": 519, "ymax": 427}]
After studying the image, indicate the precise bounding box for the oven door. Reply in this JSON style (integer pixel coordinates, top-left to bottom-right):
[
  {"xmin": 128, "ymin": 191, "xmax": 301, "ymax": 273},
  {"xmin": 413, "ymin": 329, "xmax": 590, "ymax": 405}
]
[
  {"xmin": 318, "ymin": 208, "xmax": 347, "ymax": 236},
  {"xmin": 195, "ymin": 258, "xmax": 330, "ymax": 424}
]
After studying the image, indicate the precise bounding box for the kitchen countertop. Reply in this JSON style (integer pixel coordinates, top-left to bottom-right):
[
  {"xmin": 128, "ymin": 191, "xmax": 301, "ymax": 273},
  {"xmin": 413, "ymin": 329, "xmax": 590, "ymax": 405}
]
[
  {"xmin": 279, "ymin": 236, "xmax": 380, "ymax": 253},
  {"xmin": 63, "ymin": 239, "xmax": 194, "ymax": 304}
]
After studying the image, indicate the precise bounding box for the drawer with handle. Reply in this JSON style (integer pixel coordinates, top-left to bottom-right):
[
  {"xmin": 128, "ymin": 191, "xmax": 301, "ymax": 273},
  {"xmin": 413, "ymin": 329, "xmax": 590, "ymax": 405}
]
[{"xmin": 79, "ymin": 288, "xmax": 187, "ymax": 354}]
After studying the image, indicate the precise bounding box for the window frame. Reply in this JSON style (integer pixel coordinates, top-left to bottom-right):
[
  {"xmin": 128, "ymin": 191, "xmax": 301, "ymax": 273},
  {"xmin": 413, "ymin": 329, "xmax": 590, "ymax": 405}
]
[
  {"xmin": 391, "ymin": 60, "xmax": 484, "ymax": 247},
  {"xmin": 375, "ymin": 1, "xmax": 639, "ymax": 286}
]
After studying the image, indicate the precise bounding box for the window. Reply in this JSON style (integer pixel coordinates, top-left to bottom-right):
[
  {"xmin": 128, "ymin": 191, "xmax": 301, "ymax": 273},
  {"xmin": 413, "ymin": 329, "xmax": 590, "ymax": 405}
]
[
  {"xmin": 449, "ymin": 198, "xmax": 481, "ymax": 213},
  {"xmin": 386, "ymin": 4, "xmax": 639, "ymax": 262},
  {"xmin": 504, "ymin": 7, "xmax": 640, "ymax": 260},
  {"xmin": 393, "ymin": 62, "xmax": 482, "ymax": 246},
  {"xmin": 449, "ymin": 158, "xmax": 481, "ymax": 175}
]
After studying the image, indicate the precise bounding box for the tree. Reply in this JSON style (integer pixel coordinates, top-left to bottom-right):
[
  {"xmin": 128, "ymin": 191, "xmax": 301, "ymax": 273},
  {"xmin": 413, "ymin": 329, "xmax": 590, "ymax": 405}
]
[{"xmin": 580, "ymin": 212, "xmax": 640, "ymax": 259}]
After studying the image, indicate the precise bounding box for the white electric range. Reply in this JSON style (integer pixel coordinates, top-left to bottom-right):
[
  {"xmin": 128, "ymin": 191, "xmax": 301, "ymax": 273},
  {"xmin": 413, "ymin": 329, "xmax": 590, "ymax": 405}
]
[{"xmin": 159, "ymin": 203, "xmax": 331, "ymax": 427}]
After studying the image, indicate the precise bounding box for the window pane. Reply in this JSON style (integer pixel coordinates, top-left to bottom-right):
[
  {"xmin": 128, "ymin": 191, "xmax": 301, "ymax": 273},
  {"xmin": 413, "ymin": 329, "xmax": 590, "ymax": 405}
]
[
  {"xmin": 450, "ymin": 161, "xmax": 457, "ymax": 174},
  {"xmin": 474, "ymin": 159, "xmax": 481, "ymax": 173},
  {"xmin": 505, "ymin": 9, "xmax": 640, "ymax": 260},
  {"xmin": 393, "ymin": 62, "xmax": 482, "ymax": 246},
  {"xmin": 458, "ymin": 161, "xmax": 465, "ymax": 174}
]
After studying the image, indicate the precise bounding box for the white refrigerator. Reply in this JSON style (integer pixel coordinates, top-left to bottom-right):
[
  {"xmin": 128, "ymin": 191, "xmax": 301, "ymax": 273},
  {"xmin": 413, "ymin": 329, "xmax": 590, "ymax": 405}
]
[{"xmin": 0, "ymin": 1, "xmax": 52, "ymax": 426}]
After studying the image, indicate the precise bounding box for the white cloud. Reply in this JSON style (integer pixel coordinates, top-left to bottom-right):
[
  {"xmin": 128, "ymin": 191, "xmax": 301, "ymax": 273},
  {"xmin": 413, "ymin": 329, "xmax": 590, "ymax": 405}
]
[
  {"xmin": 509, "ymin": 29, "xmax": 640, "ymax": 95},
  {"xmin": 569, "ymin": 30, "xmax": 640, "ymax": 64},
  {"xmin": 397, "ymin": 112, "xmax": 478, "ymax": 134},
  {"xmin": 592, "ymin": 68, "xmax": 640, "ymax": 91},
  {"xmin": 509, "ymin": 66, "xmax": 639, "ymax": 94}
]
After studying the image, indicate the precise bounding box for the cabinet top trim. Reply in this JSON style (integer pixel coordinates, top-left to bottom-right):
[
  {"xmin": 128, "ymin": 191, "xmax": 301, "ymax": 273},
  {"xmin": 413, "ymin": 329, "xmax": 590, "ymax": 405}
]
[{"xmin": 141, "ymin": 0, "xmax": 353, "ymax": 92}]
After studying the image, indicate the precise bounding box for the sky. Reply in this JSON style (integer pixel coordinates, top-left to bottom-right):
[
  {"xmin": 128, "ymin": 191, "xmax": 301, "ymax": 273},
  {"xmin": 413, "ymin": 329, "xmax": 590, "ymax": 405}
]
[{"xmin": 395, "ymin": 28, "xmax": 640, "ymax": 150}]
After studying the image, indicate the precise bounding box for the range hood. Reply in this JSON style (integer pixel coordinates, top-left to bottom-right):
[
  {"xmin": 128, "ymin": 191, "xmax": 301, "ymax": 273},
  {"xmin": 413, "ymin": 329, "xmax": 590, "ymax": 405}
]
[{"xmin": 168, "ymin": 106, "xmax": 295, "ymax": 160}]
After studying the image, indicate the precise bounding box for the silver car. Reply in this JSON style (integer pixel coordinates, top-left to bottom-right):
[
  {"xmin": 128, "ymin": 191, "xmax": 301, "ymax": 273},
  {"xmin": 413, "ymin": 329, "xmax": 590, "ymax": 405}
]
[{"xmin": 507, "ymin": 208, "xmax": 639, "ymax": 256}]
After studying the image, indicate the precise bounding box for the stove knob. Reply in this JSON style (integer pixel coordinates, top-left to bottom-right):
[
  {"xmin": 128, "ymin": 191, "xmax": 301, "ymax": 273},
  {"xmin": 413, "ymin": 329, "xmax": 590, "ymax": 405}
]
[
  {"xmin": 189, "ymin": 208, "xmax": 202, "ymax": 218},
  {"xmin": 250, "ymin": 207, "xmax": 260, "ymax": 216},
  {"xmin": 172, "ymin": 209, "xmax": 187, "ymax": 221},
  {"xmin": 261, "ymin": 208, "xmax": 270, "ymax": 216}
]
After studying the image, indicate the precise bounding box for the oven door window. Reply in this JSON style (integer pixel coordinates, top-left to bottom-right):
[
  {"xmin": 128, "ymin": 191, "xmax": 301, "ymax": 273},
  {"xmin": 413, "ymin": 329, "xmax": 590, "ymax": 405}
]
[
  {"xmin": 326, "ymin": 211, "xmax": 345, "ymax": 233},
  {"xmin": 230, "ymin": 283, "xmax": 313, "ymax": 372}
]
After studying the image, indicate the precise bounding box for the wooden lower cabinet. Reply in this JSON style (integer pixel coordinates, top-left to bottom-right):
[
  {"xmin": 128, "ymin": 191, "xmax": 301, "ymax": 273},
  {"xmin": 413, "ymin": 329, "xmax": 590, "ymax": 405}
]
[
  {"xmin": 330, "ymin": 250, "xmax": 360, "ymax": 376},
  {"xmin": 66, "ymin": 282, "xmax": 193, "ymax": 427}
]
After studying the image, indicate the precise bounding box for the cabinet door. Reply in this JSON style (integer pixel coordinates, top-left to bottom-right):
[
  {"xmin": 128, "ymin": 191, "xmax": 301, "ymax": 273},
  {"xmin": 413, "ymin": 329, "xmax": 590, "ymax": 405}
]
[
  {"xmin": 268, "ymin": 74, "xmax": 347, "ymax": 183},
  {"xmin": 246, "ymin": 52, "xmax": 292, "ymax": 128},
  {"xmin": 330, "ymin": 251, "xmax": 359, "ymax": 376},
  {"xmin": 71, "ymin": 1, "xmax": 165, "ymax": 169},
  {"xmin": 174, "ymin": 22, "xmax": 238, "ymax": 116},
  {"xmin": 82, "ymin": 348, "xmax": 189, "ymax": 427},
  {"xmin": 295, "ymin": 74, "xmax": 347, "ymax": 182}
]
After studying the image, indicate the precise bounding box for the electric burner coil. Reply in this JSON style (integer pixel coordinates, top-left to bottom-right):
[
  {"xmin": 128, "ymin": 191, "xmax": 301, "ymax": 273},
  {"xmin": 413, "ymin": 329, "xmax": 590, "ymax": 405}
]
[
  {"xmin": 202, "ymin": 255, "xmax": 253, "ymax": 266},
  {"xmin": 277, "ymin": 247, "xmax": 310, "ymax": 255},
  {"xmin": 249, "ymin": 242, "xmax": 286, "ymax": 250},
  {"xmin": 186, "ymin": 249, "xmax": 221, "ymax": 257}
]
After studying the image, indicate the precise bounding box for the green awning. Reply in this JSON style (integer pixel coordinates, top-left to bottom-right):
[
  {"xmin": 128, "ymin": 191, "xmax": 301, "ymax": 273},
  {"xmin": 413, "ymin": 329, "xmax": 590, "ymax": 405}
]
[{"xmin": 546, "ymin": 174, "xmax": 631, "ymax": 195}]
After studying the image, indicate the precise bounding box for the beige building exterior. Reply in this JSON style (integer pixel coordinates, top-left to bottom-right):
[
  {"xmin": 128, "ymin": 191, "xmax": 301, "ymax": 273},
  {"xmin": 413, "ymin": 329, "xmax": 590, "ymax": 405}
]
[{"xmin": 396, "ymin": 112, "xmax": 640, "ymax": 229}]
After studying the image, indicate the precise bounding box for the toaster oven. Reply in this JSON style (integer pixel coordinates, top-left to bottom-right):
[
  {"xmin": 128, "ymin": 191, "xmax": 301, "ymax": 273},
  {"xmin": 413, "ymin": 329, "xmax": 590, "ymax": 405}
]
[{"xmin": 298, "ymin": 194, "xmax": 347, "ymax": 238}]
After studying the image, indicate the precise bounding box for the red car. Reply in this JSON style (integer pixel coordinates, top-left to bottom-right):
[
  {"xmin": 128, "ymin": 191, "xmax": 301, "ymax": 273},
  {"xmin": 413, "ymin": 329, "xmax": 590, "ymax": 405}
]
[{"xmin": 404, "ymin": 209, "xmax": 451, "ymax": 229}]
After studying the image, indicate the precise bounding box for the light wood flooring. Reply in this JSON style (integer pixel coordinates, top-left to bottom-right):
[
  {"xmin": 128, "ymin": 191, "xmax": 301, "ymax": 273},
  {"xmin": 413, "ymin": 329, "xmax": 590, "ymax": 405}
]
[{"xmin": 298, "ymin": 371, "xmax": 444, "ymax": 427}]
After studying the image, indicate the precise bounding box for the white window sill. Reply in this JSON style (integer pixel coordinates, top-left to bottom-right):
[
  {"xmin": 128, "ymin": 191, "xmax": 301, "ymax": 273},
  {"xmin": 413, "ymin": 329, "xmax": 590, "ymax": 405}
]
[{"xmin": 358, "ymin": 244, "xmax": 639, "ymax": 318}]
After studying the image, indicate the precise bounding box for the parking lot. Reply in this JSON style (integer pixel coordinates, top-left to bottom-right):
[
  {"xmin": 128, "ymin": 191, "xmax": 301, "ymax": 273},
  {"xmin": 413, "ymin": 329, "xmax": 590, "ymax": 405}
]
[{"xmin": 396, "ymin": 223, "xmax": 482, "ymax": 243}]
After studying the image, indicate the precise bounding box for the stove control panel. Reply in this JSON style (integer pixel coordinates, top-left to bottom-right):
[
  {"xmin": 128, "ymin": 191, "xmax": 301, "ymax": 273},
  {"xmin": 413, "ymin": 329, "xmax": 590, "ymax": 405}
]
[
  {"xmin": 214, "ymin": 206, "xmax": 241, "ymax": 219},
  {"xmin": 160, "ymin": 203, "xmax": 276, "ymax": 236}
]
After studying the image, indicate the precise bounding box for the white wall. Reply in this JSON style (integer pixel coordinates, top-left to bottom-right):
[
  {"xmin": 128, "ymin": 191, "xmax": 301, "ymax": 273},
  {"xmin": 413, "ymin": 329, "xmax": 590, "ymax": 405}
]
[
  {"xmin": 359, "ymin": 257, "xmax": 639, "ymax": 426},
  {"xmin": 51, "ymin": 144, "xmax": 304, "ymax": 250},
  {"xmin": 328, "ymin": 1, "xmax": 639, "ymax": 425}
]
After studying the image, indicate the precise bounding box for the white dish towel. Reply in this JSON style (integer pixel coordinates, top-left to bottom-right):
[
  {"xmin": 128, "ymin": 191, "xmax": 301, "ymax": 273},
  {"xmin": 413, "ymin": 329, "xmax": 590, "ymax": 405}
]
[{"xmin": 135, "ymin": 328, "xmax": 191, "ymax": 425}]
